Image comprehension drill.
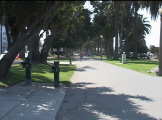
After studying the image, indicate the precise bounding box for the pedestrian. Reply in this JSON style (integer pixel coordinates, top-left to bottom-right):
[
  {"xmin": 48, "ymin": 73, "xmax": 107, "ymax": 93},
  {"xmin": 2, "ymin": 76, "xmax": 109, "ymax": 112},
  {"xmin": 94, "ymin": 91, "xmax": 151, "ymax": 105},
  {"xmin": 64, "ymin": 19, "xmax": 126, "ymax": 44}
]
[
  {"xmin": 80, "ymin": 50, "xmax": 84, "ymax": 61},
  {"xmin": 88, "ymin": 51, "xmax": 91, "ymax": 58}
]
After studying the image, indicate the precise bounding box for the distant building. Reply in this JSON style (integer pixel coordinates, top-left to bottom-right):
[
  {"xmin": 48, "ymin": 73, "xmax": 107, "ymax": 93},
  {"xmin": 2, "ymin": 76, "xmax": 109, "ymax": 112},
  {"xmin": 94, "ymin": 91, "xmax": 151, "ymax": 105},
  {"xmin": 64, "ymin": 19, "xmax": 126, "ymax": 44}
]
[
  {"xmin": 0, "ymin": 24, "xmax": 8, "ymax": 54},
  {"xmin": 150, "ymin": 45, "xmax": 159, "ymax": 54}
]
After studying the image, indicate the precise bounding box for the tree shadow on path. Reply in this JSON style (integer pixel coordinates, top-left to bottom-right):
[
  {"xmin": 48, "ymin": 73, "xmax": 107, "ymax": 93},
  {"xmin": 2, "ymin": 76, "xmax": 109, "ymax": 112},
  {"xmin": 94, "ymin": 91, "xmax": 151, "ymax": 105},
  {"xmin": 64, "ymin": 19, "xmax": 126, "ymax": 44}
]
[
  {"xmin": 57, "ymin": 82, "xmax": 158, "ymax": 120},
  {"xmin": 75, "ymin": 66, "xmax": 96, "ymax": 72}
]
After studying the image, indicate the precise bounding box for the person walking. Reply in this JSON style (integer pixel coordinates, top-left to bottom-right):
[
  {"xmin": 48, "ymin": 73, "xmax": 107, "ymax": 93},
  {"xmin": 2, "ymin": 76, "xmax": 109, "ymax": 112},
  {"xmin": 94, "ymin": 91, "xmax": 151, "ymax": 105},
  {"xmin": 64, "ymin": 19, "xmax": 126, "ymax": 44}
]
[{"xmin": 79, "ymin": 50, "xmax": 84, "ymax": 61}]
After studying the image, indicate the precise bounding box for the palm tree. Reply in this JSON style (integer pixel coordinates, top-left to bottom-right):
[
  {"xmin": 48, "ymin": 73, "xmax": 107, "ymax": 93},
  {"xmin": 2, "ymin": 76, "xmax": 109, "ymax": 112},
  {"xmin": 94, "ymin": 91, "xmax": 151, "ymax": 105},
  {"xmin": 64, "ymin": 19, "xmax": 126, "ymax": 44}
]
[
  {"xmin": 141, "ymin": 1, "xmax": 162, "ymax": 20},
  {"xmin": 137, "ymin": 15, "xmax": 152, "ymax": 40}
]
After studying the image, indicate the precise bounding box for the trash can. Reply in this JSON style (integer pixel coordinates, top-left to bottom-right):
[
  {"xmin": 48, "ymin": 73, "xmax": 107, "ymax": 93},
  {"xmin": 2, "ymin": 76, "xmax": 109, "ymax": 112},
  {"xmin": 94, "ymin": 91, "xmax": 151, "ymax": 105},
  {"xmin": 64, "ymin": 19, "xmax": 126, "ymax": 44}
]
[{"xmin": 122, "ymin": 52, "xmax": 126, "ymax": 64}]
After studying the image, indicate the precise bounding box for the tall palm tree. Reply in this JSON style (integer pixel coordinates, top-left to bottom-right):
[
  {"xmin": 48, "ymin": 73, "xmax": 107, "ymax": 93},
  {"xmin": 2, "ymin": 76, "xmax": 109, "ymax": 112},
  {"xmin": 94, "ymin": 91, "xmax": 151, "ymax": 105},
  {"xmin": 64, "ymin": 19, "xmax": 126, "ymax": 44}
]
[
  {"xmin": 141, "ymin": 1, "xmax": 162, "ymax": 20},
  {"xmin": 137, "ymin": 14, "xmax": 152, "ymax": 39}
]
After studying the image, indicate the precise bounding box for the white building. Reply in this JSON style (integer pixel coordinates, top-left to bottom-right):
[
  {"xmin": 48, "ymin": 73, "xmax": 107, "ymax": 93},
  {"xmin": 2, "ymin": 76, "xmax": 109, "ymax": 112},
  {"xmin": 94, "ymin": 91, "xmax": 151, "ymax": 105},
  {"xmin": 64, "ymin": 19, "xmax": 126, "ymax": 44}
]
[{"xmin": 0, "ymin": 24, "xmax": 8, "ymax": 54}]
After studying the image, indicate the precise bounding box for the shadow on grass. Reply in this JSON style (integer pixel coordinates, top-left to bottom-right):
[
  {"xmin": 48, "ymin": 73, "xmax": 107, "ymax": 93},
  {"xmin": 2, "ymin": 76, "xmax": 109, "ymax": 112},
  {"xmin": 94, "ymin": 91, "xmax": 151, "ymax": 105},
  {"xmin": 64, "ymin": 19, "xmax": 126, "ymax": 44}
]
[
  {"xmin": 47, "ymin": 56, "xmax": 72, "ymax": 62},
  {"xmin": 0, "ymin": 63, "xmax": 75, "ymax": 87},
  {"xmin": 59, "ymin": 64, "xmax": 76, "ymax": 72},
  {"xmin": 57, "ymin": 82, "xmax": 156, "ymax": 120}
]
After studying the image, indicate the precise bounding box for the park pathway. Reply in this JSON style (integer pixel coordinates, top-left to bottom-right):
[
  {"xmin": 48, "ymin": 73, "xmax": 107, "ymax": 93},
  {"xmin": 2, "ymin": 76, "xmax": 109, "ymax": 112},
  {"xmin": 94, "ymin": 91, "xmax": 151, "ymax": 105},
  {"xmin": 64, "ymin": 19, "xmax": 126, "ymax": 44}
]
[{"xmin": 56, "ymin": 58, "xmax": 162, "ymax": 120}]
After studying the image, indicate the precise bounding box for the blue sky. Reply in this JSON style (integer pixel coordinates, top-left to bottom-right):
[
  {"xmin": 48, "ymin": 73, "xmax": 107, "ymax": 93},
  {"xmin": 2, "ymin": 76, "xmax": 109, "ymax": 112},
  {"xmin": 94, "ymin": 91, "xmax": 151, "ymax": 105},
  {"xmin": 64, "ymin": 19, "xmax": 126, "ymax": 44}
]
[{"xmin": 84, "ymin": 1, "xmax": 161, "ymax": 48}]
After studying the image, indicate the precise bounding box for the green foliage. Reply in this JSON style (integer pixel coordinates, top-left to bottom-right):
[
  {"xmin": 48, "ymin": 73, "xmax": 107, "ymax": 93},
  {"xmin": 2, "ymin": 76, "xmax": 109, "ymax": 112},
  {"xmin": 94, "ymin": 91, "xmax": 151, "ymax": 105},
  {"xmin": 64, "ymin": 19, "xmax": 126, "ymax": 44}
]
[
  {"xmin": 138, "ymin": 39, "xmax": 148, "ymax": 53},
  {"xmin": 63, "ymin": 8, "xmax": 92, "ymax": 49},
  {"xmin": 51, "ymin": 35, "xmax": 64, "ymax": 49},
  {"xmin": 1, "ymin": 1, "xmax": 161, "ymax": 80}
]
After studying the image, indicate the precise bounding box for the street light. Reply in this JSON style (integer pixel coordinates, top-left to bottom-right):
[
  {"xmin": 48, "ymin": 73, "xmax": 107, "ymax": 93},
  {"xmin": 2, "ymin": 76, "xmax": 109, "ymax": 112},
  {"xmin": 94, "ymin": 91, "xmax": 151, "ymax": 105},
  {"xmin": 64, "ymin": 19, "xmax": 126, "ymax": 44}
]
[
  {"xmin": 100, "ymin": 35, "xmax": 103, "ymax": 61},
  {"xmin": 157, "ymin": 7, "xmax": 162, "ymax": 76}
]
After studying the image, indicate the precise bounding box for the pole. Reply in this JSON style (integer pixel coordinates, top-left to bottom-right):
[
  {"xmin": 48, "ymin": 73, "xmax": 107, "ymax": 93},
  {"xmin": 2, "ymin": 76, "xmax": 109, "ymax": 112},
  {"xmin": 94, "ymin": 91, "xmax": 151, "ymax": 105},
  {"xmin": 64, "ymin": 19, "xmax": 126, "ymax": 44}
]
[
  {"xmin": 101, "ymin": 38, "xmax": 102, "ymax": 60},
  {"xmin": 54, "ymin": 61, "xmax": 59, "ymax": 87},
  {"xmin": 100, "ymin": 35, "xmax": 103, "ymax": 61},
  {"xmin": 25, "ymin": 57, "xmax": 31, "ymax": 84},
  {"xmin": 157, "ymin": 15, "xmax": 162, "ymax": 76},
  {"xmin": 69, "ymin": 57, "xmax": 72, "ymax": 64}
]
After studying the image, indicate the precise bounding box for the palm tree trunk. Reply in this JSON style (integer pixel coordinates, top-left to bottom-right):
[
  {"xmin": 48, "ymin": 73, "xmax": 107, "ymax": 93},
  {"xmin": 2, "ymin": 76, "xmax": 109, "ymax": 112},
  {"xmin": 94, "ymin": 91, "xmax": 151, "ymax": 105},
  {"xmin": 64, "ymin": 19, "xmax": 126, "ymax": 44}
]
[
  {"xmin": 97, "ymin": 38, "xmax": 100, "ymax": 55},
  {"xmin": 105, "ymin": 37, "xmax": 109, "ymax": 59},
  {"xmin": 125, "ymin": 30, "xmax": 130, "ymax": 58},
  {"xmin": 133, "ymin": 2, "xmax": 138, "ymax": 59},
  {"xmin": 94, "ymin": 38, "xmax": 97, "ymax": 55},
  {"xmin": 110, "ymin": 38, "xmax": 114, "ymax": 59},
  {"xmin": 114, "ymin": 2, "xmax": 119, "ymax": 60}
]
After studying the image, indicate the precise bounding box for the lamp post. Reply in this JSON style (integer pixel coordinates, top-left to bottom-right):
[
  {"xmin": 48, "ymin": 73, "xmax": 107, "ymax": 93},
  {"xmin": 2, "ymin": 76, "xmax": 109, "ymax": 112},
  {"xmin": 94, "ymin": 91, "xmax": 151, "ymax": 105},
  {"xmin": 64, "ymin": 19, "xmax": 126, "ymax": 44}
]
[
  {"xmin": 100, "ymin": 35, "xmax": 103, "ymax": 61},
  {"xmin": 157, "ymin": 7, "xmax": 162, "ymax": 76}
]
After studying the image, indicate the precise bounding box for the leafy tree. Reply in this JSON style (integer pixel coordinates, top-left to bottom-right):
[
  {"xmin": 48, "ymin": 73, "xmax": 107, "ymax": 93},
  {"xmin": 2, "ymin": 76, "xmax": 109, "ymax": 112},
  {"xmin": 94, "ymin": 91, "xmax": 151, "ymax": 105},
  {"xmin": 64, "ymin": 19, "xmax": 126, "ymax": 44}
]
[
  {"xmin": 0, "ymin": 1, "xmax": 160, "ymax": 79},
  {"xmin": 0, "ymin": 1, "xmax": 64, "ymax": 78},
  {"xmin": 51, "ymin": 35, "xmax": 64, "ymax": 59}
]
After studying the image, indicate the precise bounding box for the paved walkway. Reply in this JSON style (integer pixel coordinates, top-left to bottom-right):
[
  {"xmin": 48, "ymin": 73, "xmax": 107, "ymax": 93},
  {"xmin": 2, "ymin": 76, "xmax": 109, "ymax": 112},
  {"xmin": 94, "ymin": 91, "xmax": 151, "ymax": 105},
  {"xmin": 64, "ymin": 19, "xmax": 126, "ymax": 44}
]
[
  {"xmin": 0, "ymin": 59, "xmax": 76, "ymax": 120},
  {"xmin": 0, "ymin": 82, "xmax": 66, "ymax": 120},
  {"xmin": 1, "ymin": 57, "xmax": 162, "ymax": 120},
  {"xmin": 56, "ymin": 58, "xmax": 162, "ymax": 120}
]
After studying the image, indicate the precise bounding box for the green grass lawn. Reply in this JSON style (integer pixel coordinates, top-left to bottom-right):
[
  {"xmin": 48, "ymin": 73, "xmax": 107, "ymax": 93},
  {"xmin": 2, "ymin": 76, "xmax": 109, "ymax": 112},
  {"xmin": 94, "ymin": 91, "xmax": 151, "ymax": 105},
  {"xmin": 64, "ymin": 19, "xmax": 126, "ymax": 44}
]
[
  {"xmin": 0, "ymin": 63, "xmax": 76, "ymax": 87},
  {"xmin": 92, "ymin": 55, "xmax": 107, "ymax": 60},
  {"xmin": 104, "ymin": 59, "xmax": 158, "ymax": 76},
  {"xmin": 92, "ymin": 55, "xmax": 158, "ymax": 76}
]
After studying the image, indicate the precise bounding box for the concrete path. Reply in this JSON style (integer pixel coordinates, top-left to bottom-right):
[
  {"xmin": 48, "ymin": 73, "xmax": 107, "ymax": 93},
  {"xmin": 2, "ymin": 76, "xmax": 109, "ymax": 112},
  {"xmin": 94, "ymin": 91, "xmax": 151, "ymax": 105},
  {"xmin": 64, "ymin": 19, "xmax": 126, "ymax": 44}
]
[
  {"xmin": 0, "ymin": 59, "xmax": 75, "ymax": 120},
  {"xmin": 56, "ymin": 58, "xmax": 162, "ymax": 120},
  {"xmin": 0, "ymin": 82, "xmax": 66, "ymax": 120}
]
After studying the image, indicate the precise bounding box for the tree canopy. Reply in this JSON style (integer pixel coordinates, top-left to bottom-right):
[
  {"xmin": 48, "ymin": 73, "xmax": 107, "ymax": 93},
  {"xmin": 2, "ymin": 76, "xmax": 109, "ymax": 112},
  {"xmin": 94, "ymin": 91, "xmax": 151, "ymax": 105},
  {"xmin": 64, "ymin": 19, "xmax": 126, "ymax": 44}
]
[{"xmin": 0, "ymin": 1, "xmax": 161, "ymax": 79}]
